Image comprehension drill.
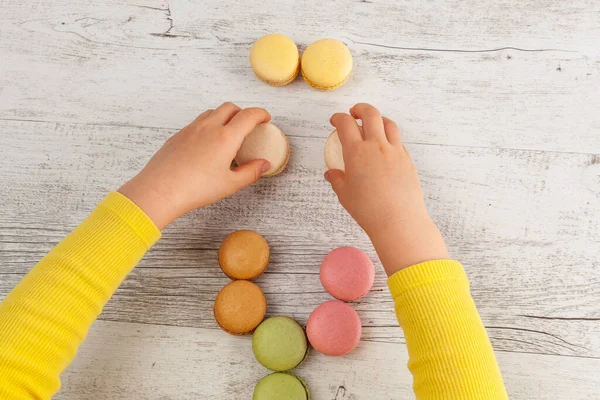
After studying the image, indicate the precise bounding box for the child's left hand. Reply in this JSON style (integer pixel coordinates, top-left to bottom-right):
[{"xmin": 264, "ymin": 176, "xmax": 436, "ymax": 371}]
[{"xmin": 119, "ymin": 102, "xmax": 271, "ymax": 229}]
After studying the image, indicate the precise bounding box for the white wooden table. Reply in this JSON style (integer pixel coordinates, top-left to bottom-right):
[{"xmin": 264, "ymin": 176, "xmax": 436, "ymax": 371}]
[{"xmin": 1, "ymin": 0, "xmax": 599, "ymax": 398}]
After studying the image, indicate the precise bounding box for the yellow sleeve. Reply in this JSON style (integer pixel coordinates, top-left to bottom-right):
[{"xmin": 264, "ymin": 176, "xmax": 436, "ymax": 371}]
[
  {"xmin": 388, "ymin": 260, "xmax": 508, "ymax": 399},
  {"xmin": 0, "ymin": 192, "xmax": 161, "ymax": 399}
]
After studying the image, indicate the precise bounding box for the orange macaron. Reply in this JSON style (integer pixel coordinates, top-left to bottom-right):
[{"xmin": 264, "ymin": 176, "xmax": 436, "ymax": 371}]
[
  {"xmin": 214, "ymin": 280, "xmax": 267, "ymax": 335},
  {"xmin": 219, "ymin": 230, "xmax": 270, "ymax": 280}
]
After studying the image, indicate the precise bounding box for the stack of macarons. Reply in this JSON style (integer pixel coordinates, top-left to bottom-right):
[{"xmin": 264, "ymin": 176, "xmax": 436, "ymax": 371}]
[
  {"xmin": 250, "ymin": 34, "xmax": 353, "ymax": 91},
  {"xmin": 306, "ymin": 247, "xmax": 375, "ymax": 356}
]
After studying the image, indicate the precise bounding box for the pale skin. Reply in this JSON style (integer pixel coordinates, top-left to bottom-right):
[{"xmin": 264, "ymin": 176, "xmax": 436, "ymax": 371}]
[{"xmin": 119, "ymin": 102, "xmax": 448, "ymax": 276}]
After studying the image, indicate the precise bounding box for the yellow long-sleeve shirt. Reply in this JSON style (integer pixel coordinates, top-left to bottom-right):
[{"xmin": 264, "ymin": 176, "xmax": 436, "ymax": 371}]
[{"xmin": 0, "ymin": 192, "xmax": 507, "ymax": 399}]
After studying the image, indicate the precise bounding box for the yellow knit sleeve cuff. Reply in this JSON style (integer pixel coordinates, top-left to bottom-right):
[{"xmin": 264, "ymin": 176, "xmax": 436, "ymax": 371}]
[
  {"xmin": 387, "ymin": 260, "xmax": 468, "ymax": 298},
  {"xmin": 98, "ymin": 192, "xmax": 161, "ymax": 248}
]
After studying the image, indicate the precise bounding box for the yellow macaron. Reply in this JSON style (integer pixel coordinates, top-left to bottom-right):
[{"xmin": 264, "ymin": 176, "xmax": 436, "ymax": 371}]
[
  {"xmin": 250, "ymin": 34, "xmax": 300, "ymax": 86},
  {"xmin": 301, "ymin": 39, "xmax": 353, "ymax": 91}
]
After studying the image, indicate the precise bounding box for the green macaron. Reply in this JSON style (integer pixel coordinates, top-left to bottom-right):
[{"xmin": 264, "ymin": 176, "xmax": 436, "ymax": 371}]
[
  {"xmin": 252, "ymin": 316, "xmax": 308, "ymax": 371},
  {"xmin": 253, "ymin": 372, "xmax": 310, "ymax": 400}
]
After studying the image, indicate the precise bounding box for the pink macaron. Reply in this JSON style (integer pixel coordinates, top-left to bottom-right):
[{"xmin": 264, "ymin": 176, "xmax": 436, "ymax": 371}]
[
  {"xmin": 306, "ymin": 300, "xmax": 361, "ymax": 356},
  {"xmin": 320, "ymin": 247, "xmax": 375, "ymax": 301}
]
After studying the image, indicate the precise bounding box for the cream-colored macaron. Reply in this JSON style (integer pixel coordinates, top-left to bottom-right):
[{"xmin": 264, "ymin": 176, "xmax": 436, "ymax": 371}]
[
  {"xmin": 250, "ymin": 34, "xmax": 300, "ymax": 86},
  {"xmin": 301, "ymin": 39, "xmax": 353, "ymax": 91},
  {"xmin": 236, "ymin": 123, "xmax": 290, "ymax": 176},
  {"xmin": 324, "ymin": 130, "xmax": 345, "ymax": 171}
]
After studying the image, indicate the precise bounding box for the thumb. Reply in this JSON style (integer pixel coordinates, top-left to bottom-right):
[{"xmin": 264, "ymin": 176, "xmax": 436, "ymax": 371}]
[
  {"xmin": 324, "ymin": 169, "xmax": 345, "ymax": 194},
  {"xmin": 231, "ymin": 159, "xmax": 270, "ymax": 190}
]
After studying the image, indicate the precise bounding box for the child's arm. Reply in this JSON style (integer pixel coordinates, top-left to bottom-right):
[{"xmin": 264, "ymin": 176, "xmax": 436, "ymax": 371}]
[
  {"xmin": 0, "ymin": 104, "xmax": 271, "ymax": 399},
  {"xmin": 326, "ymin": 104, "xmax": 508, "ymax": 399}
]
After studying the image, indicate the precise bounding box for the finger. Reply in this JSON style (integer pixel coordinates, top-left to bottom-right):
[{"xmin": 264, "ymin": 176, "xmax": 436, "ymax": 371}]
[
  {"xmin": 330, "ymin": 113, "xmax": 362, "ymax": 148},
  {"xmin": 350, "ymin": 103, "xmax": 386, "ymax": 142},
  {"xmin": 209, "ymin": 102, "xmax": 242, "ymax": 125},
  {"xmin": 324, "ymin": 169, "xmax": 345, "ymax": 194},
  {"xmin": 382, "ymin": 116, "xmax": 402, "ymax": 145},
  {"xmin": 230, "ymin": 159, "xmax": 270, "ymax": 190},
  {"xmin": 191, "ymin": 109, "xmax": 214, "ymax": 125},
  {"xmin": 226, "ymin": 107, "xmax": 271, "ymax": 142},
  {"xmin": 402, "ymin": 144, "xmax": 413, "ymax": 160}
]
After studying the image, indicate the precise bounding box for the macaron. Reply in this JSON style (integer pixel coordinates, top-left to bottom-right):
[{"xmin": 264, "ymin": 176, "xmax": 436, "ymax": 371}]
[
  {"xmin": 253, "ymin": 316, "xmax": 308, "ymax": 371},
  {"xmin": 320, "ymin": 246, "xmax": 374, "ymax": 301},
  {"xmin": 324, "ymin": 130, "xmax": 344, "ymax": 171},
  {"xmin": 235, "ymin": 122, "xmax": 290, "ymax": 177},
  {"xmin": 324, "ymin": 127, "xmax": 364, "ymax": 171},
  {"xmin": 306, "ymin": 300, "xmax": 361, "ymax": 356},
  {"xmin": 301, "ymin": 39, "xmax": 353, "ymax": 91},
  {"xmin": 214, "ymin": 280, "xmax": 266, "ymax": 335},
  {"xmin": 250, "ymin": 33, "xmax": 300, "ymax": 86},
  {"xmin": 253, "ymin": 372, "xmax": 310, "ymax": 400},
  {"xmin": 219, "ymin": 230, "xmax": 269, "ymax": 280}
]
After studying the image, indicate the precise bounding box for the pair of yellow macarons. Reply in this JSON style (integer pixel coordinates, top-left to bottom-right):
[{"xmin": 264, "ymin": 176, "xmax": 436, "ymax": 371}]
[{"xmin": 250, "ymin": 34, "xmax": 353, "ymax": 91}]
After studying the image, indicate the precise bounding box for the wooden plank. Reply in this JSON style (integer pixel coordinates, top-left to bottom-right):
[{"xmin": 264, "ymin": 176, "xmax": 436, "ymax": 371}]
[
  {"xmin": 0, "ymin": 0, "xmax": 599, "ymax": 152},
  {"xmin": 54, "ymin": 320, "xmax": 600, "ymax": 399},
  {"xmin": 0, "ymin": 119, "xmax": 599, "ymax": 359}
]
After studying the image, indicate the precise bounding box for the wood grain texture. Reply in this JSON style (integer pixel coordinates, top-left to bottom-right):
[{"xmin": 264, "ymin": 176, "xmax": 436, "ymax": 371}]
[
  {"xmin": 0, "ymin": 0, "xmax": 599, "ymax": 152},
  {"xmin": 54, "ymin": 320, "xmax": 600, "ymax": 400},
  {"xmin": 1, "ymin": 0, "xmax": 599, "ymax": 398}
]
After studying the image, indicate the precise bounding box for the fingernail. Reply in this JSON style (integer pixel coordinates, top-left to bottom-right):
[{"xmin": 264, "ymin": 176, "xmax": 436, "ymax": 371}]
[
  {"xmin": 324, "ymin": 171, "xmax": 331, "ymax": 182},
  {"xmin": 261, "ymin": 162, "xmax": 270, "ymax": 173}
]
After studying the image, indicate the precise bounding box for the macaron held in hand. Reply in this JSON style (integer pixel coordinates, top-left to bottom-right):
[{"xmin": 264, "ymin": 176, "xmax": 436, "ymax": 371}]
[
  {"xmin": 324, "ymin": 130, "xmax": 345, "ymax": 171},
  {"xmin": 325, "ymin": 126, "xmax": 365, "ymax": 172},
  {"xmin": 235, "ymin": 123, "xmax": 290, "ymax": 177}
]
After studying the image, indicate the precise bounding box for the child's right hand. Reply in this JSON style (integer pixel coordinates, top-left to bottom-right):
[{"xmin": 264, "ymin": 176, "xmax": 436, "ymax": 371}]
[
  {"xmin": 119, "ymin": 103, "xmax": 271, "ymax": 230},
  {"xmin": 326, "ymin": 103, "xmax": 449, "ymax": 275}
]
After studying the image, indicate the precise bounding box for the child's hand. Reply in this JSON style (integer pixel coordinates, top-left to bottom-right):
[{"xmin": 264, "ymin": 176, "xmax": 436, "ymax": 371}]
[
  {"xmin": 326, "ymin": 103, "xmax": 448, "ymax": 275},
  {"xmin": 326, "ymin": 103, "xmax": 427, "ymax": 235},
  {"xmin": 119, "ymin": 103, "xmax": 271, "ymax": 229}
]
